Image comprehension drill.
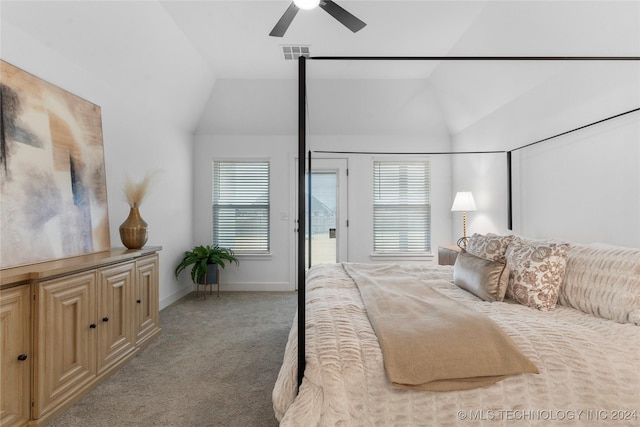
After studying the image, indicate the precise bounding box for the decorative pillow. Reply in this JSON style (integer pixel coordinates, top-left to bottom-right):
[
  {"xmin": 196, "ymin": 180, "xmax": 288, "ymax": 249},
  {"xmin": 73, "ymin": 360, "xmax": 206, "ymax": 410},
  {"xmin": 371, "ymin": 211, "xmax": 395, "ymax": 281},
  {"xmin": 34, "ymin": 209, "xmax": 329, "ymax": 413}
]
[
  {"xmin": 466, "ymin": 233, "xmax": 515, "ymax": 262},
  {"xmin": 505, "ymin": 238, "xmax": 570, "ymax": 311},
  {"xmin": 558, "ymin": 243, "xmax": 640, "ymax": 325},
  {"xmin": 453, "ymin": 252, "xmax": 510, "ymax": 302}
]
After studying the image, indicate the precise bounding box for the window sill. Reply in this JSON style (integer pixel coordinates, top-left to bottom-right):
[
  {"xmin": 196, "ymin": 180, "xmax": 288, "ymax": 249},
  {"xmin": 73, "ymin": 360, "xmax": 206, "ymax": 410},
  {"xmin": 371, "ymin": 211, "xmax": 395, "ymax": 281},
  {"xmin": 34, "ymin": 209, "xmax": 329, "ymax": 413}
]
[{"xmin": 370, "ymin": 253, "xmax": 434, "ymax": 262}]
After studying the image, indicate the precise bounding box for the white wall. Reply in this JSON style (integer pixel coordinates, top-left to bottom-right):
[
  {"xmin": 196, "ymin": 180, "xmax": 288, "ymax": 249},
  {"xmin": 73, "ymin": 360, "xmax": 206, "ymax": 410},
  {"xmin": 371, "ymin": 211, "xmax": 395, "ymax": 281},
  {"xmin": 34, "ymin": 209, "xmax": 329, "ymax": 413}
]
[
  {"xmin": 449, "ymin": 152, "xmax": 511, "ymax": 241},
  {"xmin": 192, "ymin": 135, "xmax": 297, "ymax": 291},
  {"xmin": 193, "ymin": 133, "xmax": 453, "ymax": 291},
  {"xmin": 2, "ymin": 19, "xmax": 215, "ymax": 308},
  {"xmin": 193, "ymin": 79, "xmax": 454, "ymax": 291},
  {"xmin": 451, "ymin": 63, "xmax": 640, "ymax": 248},
  {"xmin": 309, "ymin": 135, "xmax": 453, "ymax": 264},
  {"xmin": 511, "ymin": 113, "xmax": 639, "ymax": 246}
]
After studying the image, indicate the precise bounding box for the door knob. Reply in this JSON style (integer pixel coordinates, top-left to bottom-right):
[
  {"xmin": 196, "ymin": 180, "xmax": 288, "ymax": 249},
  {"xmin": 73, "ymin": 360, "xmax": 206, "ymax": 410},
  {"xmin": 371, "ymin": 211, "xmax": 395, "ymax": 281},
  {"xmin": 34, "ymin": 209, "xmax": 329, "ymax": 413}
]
[{"xmin": 17, "ymin": 354, "xmax": 28, "ymax": 361}]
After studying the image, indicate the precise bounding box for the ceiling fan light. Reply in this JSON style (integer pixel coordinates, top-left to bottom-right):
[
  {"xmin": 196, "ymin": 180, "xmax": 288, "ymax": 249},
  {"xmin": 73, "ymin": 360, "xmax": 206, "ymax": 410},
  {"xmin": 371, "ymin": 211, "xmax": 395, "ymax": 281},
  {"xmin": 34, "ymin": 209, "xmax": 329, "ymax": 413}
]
[{"xmin": 294, "ymin": 0, "xmax": 320, "ymax": 10}]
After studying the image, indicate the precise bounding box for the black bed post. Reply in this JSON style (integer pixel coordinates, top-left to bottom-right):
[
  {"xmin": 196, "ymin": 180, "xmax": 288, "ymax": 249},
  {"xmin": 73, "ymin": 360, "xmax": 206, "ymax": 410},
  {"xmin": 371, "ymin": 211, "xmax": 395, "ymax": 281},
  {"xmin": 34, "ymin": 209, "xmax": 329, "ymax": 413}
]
[
  {"xmin": 308, "ymin": 151, "xmax": 312, "ymax": 270},
  {"xmin": 507, "ymin": 151, "xmax": 513, "ymax": 230},
  {"xmin": 297, "ymin": 56, "xmax": 307, "ymax": 389}
]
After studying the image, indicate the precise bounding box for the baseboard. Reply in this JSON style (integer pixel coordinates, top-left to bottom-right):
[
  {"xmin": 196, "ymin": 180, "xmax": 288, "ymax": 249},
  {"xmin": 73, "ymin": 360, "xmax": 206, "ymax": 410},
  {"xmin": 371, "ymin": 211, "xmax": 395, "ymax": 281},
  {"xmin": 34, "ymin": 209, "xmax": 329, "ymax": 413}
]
[
  {"xmin": 219, "ymin": 282, "xmax": 293, "ymax": 292},
  {"xmin": 161, "ymin": 283, "xmax": 293, "ymax": 307},
  {"xmin": 159, "ymin": 286, "xmax": 192, "ymax": 310}
]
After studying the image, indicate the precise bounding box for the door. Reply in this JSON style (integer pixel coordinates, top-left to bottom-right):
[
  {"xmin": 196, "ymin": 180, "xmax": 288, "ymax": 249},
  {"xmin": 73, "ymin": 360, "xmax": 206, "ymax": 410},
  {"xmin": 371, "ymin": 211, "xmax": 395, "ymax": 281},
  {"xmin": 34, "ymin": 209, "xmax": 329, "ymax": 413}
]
[
  {"xmin": 35, "ymin": 271, "xmax": 97, "ymax": 419},
  {"xmin": 307, "ymin": 158, "xmax": 348, "ymax": 267},
  {"xmin": 0, "ymin": 285, "xmax": 31, "ymax": 427},
  {"xmin": 135, "ymin": 254, "xmax": 160, "ymax": 346},
  {"xmin": 97, "ymin": 262, "xmax": 136, "ymax": 375}
]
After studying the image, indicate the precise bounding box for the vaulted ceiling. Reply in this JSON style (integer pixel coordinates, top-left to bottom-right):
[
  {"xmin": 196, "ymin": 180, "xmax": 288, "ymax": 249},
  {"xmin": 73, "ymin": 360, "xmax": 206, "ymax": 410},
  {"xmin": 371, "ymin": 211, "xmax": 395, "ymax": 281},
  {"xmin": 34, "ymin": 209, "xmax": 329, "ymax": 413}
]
[
  {"xmin": 162, "ymin": 0, "xmax": 640, "ymax": 78},
  {"xmin": 2, "ymin": 1, "xmax": 639, "ymax": 138}
]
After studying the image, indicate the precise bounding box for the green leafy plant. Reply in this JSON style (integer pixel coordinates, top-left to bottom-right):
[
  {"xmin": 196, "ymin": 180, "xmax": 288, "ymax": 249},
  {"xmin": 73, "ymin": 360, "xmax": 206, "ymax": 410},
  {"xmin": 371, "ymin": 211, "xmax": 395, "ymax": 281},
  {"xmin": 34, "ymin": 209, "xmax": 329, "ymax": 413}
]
[{"xmin": 174, "ymin": 244, "xmax": 239, "ymax": 283}]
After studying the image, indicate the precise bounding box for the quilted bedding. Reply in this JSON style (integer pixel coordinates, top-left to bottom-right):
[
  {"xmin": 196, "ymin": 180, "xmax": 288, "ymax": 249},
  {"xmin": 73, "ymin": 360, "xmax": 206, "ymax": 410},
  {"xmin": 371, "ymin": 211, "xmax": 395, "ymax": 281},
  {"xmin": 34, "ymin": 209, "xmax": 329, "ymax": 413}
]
[{"xmin": 273, "ymin": 263, "xmax": 640, "ymax": 426}]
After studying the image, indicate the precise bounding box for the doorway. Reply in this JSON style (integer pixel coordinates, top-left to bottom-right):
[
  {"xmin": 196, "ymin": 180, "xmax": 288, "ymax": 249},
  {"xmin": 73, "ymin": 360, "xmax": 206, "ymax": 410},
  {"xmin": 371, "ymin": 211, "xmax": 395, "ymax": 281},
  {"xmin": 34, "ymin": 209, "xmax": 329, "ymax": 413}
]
[{"xmin": 306, "ymin": 158, "xmax": 348, "ymax": 267}]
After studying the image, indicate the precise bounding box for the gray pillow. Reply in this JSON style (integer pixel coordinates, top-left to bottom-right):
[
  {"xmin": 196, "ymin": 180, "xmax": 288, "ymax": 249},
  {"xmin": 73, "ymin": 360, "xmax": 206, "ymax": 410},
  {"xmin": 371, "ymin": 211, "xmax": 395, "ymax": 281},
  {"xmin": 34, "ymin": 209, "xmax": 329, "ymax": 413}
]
[{"xmin": 453, "ymin": 251, "xmax": 510, "ymax": 302}]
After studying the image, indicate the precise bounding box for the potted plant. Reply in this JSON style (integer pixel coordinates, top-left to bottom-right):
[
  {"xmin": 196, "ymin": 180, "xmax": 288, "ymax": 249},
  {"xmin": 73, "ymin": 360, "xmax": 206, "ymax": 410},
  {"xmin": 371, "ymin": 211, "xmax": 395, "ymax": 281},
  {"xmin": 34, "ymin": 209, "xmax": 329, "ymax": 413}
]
[{"xmin": 175, "ymin": 245, "xmax": 239, "ymax": 297}]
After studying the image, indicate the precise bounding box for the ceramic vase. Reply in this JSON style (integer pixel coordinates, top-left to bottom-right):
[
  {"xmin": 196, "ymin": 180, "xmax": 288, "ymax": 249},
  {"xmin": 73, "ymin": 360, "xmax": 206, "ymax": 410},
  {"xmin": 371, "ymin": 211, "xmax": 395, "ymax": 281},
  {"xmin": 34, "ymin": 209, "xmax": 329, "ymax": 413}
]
[{"xmin": 119, "ymin": 206, "xmax": 148, "ymax": 249}]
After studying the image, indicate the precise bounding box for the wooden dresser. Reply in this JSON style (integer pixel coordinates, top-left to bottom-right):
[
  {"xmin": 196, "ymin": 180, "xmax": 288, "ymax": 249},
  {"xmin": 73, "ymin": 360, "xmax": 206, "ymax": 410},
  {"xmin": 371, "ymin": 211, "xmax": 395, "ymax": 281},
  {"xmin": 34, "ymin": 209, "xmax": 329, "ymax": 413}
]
[{"xmin": 0, "ymin": 247, "xmax": 162, "ymax": 427}]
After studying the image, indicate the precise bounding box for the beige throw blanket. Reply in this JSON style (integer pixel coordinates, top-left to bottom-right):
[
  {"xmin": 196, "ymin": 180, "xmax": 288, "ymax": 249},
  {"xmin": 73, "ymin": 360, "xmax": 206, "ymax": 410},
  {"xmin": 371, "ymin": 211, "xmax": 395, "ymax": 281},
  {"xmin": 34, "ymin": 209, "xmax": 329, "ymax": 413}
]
[{"xmin": 343, "ymin": 263, "xmax": 538, "ymax": 391}]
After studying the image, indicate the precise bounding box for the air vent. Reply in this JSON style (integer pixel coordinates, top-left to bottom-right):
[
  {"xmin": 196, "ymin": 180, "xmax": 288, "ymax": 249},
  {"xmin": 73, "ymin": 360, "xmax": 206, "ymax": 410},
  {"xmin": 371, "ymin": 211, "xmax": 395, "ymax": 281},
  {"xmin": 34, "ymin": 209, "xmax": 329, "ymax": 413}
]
[{"xmin": 281, "ymin": 45, "xmax": 311, "ymax": 60}]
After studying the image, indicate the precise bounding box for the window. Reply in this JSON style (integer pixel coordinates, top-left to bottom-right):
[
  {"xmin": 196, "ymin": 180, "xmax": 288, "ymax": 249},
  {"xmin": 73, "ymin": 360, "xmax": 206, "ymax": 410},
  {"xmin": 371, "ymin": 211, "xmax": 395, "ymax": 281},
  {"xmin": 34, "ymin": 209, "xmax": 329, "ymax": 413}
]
[
  {"xmin": 373, "ymin": 160, "xmax": 431, "ymax": 253},
  {"xmin": 212, "ymin": 161, "xmax": 270, "ymax": 253}
]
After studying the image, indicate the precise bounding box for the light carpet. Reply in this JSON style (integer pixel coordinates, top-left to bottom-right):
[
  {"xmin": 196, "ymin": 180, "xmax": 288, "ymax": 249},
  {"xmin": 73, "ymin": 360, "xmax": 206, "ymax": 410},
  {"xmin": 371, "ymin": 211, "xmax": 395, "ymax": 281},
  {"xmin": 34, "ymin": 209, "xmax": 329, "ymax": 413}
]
[{"xmin": 48, "ymin": 291, "xmax": 298, "ymax": 427}]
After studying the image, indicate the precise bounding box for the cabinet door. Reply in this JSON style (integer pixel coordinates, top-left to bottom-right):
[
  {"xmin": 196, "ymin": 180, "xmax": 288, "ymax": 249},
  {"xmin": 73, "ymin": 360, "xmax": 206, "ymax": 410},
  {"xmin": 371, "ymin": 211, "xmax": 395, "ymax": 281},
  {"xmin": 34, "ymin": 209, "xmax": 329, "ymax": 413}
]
[
  {"xmin": 0, "ymin": 285, "xmax": 31, "ymax": 427},
  {"xmin": 135, "ymin": 254, "xmax": 160, "ymax": 346},
  {"xmin": 97, "ymin": 262, "xmax": 136, "ymax": 375},
  {"xmin": 34, "ymin": 272, "xmax": 96, "ymax": 419}
]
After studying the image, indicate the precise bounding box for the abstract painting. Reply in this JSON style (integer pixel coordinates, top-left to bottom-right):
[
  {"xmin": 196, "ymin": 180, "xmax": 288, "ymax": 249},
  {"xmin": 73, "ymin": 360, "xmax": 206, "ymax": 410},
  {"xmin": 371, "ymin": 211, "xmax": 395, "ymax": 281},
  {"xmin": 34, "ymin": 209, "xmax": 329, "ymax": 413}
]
[{"xmin": 1, "ymin": 60, "xmax": 110, "ymax": 268}]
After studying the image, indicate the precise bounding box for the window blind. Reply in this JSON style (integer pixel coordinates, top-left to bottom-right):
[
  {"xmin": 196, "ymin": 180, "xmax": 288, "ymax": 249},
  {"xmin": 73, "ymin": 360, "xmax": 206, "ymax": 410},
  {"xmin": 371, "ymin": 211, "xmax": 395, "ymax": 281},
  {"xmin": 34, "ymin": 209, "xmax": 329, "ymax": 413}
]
[
  {"xmin": 373, "ymin": 161, "xmax": 431, "ymax": 253},
  {"xmin": 212, "ymin": 161, "xmax": 270, "ymax": 253}
]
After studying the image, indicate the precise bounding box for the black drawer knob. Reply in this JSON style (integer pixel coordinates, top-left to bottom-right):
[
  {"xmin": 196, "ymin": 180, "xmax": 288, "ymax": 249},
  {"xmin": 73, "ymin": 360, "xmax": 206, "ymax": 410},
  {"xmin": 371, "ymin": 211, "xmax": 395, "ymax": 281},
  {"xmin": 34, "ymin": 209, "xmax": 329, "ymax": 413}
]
[
  {"xmin": 17, "ymin": 354, "xmax": 28, "ymax": 361},
  {"xmin": 102, "ymin": 317, "xmax": 109, "ymax": 322},
  {"xmin": 90, "ymin": 323, "xmax": 97, "ymax": 329},
  {"xmin": 136, "ymin": 299, "xmax": 141, "ymax": 304}
]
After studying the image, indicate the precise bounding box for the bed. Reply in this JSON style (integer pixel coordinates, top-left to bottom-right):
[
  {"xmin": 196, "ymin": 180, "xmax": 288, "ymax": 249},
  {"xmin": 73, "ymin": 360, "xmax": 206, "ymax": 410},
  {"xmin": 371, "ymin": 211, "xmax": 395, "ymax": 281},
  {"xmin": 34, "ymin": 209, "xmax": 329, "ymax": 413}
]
[{"xmin": 273, "ymin": 235, "xmax": 640, "ymax": 426}]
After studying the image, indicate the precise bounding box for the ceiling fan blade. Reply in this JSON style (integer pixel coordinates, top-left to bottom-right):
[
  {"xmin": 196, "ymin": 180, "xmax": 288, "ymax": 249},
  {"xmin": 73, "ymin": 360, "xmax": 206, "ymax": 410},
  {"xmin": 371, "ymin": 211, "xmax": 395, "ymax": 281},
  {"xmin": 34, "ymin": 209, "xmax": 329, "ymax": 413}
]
[
  {"xmin": 269, "ymin": 2, "xmax": 299, "ymax": 37},
  {"xmin": 319, "ymin": 0, "xmax": 366, "ymax": 33}
]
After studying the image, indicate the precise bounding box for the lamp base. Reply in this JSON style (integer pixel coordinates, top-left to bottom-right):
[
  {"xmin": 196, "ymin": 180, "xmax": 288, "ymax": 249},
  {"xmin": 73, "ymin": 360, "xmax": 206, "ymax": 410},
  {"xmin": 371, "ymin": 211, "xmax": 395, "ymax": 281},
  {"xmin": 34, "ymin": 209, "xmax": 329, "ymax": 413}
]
[{"xmin": 457, "ymin": 236, "xmax": 469, "ymax": 250}]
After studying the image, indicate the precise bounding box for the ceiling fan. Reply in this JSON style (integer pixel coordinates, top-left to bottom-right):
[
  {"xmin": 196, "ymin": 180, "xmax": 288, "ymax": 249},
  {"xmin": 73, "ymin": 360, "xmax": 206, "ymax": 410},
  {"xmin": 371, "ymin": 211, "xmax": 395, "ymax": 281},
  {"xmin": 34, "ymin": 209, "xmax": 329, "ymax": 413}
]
[{"xmin": 270, "ymin": 0, "xmax": 366, "ymax": 37}]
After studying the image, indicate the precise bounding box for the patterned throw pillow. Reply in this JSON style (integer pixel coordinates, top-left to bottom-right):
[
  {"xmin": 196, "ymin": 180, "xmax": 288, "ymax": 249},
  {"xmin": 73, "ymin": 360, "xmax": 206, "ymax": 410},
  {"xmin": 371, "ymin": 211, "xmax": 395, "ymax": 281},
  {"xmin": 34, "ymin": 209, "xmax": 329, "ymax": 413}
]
[
  {"xmin": 505, "ymin": 238, "xmax": 570, "ymax": 311},
  {"xmin": 466, "ymin": 233, "xmax": 515, "ymax": 262}
]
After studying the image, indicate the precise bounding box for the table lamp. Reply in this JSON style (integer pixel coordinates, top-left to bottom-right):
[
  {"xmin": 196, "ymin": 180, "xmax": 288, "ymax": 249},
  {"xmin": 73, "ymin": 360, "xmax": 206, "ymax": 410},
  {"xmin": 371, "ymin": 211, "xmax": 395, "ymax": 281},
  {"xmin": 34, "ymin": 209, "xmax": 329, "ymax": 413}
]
[{"xmin": 451, "ymin": 190, "xmax": 477, "ymax": 248}]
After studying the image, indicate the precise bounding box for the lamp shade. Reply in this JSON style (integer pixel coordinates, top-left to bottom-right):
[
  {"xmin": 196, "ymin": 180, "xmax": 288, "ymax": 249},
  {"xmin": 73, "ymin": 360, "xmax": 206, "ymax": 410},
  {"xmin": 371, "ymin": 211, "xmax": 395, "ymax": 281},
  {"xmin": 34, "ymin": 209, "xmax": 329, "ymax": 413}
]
[
  {"xmin": 294, "ymin": 0, "xmax": 320, "ymax": 9},
  {"xmin": 451, "ymin": 191, "xmax": 477, "ymax": 212}
]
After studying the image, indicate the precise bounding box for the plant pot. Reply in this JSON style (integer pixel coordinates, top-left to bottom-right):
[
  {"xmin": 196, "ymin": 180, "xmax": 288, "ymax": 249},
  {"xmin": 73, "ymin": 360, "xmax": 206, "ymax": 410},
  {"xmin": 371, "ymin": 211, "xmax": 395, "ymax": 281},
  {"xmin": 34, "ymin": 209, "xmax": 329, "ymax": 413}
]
[
  {"xmin": 197, "ymin": 264, "xmax": 219, "ymax": 285},
  {"xmin": 196, "ymin": 263, "xmax": 219, "ymax": 299}
]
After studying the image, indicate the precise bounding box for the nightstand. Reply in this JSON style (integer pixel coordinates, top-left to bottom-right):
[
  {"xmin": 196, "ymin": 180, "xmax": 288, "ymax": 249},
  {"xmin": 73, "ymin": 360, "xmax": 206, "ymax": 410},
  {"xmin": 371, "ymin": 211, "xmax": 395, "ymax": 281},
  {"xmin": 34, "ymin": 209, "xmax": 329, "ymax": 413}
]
[{"xmin": 438, "ymin": 245, "xmax": 461, "ymax": 265}]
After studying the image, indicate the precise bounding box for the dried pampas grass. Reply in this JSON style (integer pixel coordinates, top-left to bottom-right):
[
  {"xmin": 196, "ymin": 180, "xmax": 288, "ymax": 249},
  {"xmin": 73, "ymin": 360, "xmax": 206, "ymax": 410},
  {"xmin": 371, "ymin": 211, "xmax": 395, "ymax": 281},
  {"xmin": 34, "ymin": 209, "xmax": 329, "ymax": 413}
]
[{"xmin": 123, "ymin": 170, "xmax": 159, "ymax": 208}]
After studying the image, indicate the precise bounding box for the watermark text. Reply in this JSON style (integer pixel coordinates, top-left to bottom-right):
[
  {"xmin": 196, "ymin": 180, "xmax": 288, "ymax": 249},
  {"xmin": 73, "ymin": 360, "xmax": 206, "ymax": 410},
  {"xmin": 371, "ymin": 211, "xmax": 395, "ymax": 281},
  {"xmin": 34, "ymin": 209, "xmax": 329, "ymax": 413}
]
[{"xmin": 456, "ymin": 409, "xmax": 638, "ymax": 422}]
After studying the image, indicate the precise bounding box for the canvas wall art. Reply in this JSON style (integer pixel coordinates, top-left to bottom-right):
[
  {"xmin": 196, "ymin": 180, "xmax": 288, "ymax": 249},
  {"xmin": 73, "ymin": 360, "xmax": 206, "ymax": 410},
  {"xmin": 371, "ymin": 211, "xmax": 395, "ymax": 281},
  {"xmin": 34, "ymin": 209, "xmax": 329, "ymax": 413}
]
[{"xmin": 1, "ymin": 60, "xmax": 110, "ymax": 268}]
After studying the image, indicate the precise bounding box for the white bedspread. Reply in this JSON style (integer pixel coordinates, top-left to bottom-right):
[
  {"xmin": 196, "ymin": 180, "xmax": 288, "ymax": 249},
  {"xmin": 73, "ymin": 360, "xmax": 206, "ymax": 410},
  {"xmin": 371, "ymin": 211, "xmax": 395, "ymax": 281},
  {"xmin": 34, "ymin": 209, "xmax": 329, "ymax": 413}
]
[{"xmin": 273, "ymin": 263, "xmax": 640, "ymax": 426}]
